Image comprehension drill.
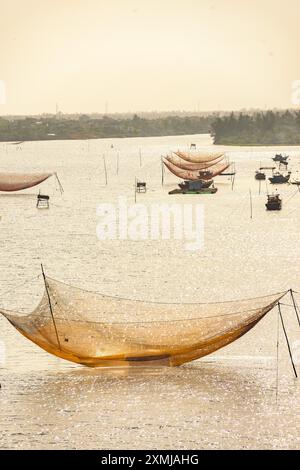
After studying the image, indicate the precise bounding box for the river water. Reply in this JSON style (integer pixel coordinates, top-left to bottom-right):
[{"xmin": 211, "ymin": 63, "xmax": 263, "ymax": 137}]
[{"xmin": 0, "ymin": 134, "xmax": 300, "ymax": 449}]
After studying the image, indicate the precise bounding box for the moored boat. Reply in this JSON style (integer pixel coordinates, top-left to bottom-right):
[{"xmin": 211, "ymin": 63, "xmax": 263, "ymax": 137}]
[
  {"xmin": 269, "ymin": 172, "xmax": 291, "ymax": 184},
  {"xmin": 265, "ymin": 194, "xmax": 282, "ymax": 210}
]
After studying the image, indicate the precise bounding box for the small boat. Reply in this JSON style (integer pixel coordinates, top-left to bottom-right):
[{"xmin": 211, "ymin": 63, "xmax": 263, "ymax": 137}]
[
  {"xmin": 269, "ymin": 172, "xmax": 291, "ymax": 184},
  {"xmin": 255, "ymin": 171, "xmax": 266, "ymax": 180},
  {"xmin": 179, "ymin": 179, "xmax": 212, "ymax": 190},
  {"xmin": 265, "ymin": 194, "xmax": 282, "ymax": 211},
  {"xmin": 272, "ymin": 154, "xmax": 288, "ymax": 163},
  {"xmin": 198, "ymin": 169, "xmax": 214, "ymax": 179},
  {"xmin": 169, "ymin": 179, "xmax": 217, "ymax": 194}
]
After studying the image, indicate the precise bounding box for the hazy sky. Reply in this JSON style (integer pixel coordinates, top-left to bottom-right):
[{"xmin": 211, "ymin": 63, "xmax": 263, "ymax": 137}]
[{"xmin": 1, "ymin": 0, "xmax": 300, "ymax": 114}]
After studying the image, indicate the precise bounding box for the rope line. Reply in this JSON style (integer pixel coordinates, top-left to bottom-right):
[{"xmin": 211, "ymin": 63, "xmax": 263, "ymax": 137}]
[{"xmin": 45, "ymin": 275, "xmax": 289, "ymax": 307}]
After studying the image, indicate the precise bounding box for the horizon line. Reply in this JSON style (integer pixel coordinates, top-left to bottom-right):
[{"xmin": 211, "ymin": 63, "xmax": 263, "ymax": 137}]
[{"xmin": 1, "ymin": 106, "xmax": 299, "ymax": 118}]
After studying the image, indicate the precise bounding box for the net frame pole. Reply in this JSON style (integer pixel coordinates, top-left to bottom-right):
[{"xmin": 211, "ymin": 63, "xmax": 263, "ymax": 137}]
[
  {"xmin": 276, "ymin": 308, "xmax": 280, "ymax": 403},
  {"xmin": 103, "ymin": 154, "xmax": 108, "ymax": 186},
  {"xmin": 41, "ymin": 264, "xmax": 62, "ymax": 351},
  {"xmin": 278, "ymin": 302, "xmax": 297, "ymax": 378},
  {"xmin": 249, "ymin": 188, "xmax": 253, "ymax": 219},
  {"xmin": 231, "ymin": 163, "xmax": 236, "ymax": 191},
  {"xmin": 290, "ymin": 289, "xmax": 300, "ymax": 327},
  {"xmin": 161, "ymin": 157, "xmax": 164, "ymax": 186},
  {"xmin": 116, "ymin": 152, "xmax": 119, "ymax": 176},
  {"xmin": 54, "ymin": 172, "xmax": 64, "ymax": 194}
]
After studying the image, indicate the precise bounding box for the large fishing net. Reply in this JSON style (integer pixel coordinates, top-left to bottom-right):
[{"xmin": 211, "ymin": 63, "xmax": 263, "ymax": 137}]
[
  {"xmin": 0, "ymin": 173, "xmax": 54, "ymax": 192},
  {"xmin": 174, "ymin": 151, "xmax": 224, "ymax": 163},
  {"xmin": 0, "ymin": 277, "xmax": 286, "ymax": 367},
  {"xmin": 163, "ymin": 159, "xmax": 230, "ymax": 181}
]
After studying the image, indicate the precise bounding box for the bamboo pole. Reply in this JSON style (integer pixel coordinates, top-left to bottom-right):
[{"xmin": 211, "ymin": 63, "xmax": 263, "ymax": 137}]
[
  {"xmin": 290, "ymin": 289, "xmax": 300, "ymax": 327},
  {"xmin": 278, "ymin": 302, "xmax": 298, "ymax": 378},
  {"xmin": 161, "ymin": 157, "xmax": 164, "ymax": 186},
  {"xmin": 103, "ymin": 155, "xmax": 108, "ymax": 185},
  {"xmin": 54, "ymin": 172, "xmax": 64, "ymax": 194},
  {"xmin": 41, "ymin": 264, "xmax": 61, "ymax": 351},
  {"xmin": 276, "ymin": 308, "xmax": 280, "ymax": 403},
  {"xmin": 116, "ymin": 152, "xmax": 119, "ymax": 175},
  {"xmin": 249, "ymin": 188, "xmax": 253, "ymax": 219},
  {"xmin": 231, "ymin": 163, "xmax": 236, "ymax": 191}
]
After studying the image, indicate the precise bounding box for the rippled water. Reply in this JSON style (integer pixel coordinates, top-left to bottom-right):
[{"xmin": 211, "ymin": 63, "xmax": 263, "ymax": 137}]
[{"xmin": 0, "ymin": 134, "xmax": 300, "ymax": 449}]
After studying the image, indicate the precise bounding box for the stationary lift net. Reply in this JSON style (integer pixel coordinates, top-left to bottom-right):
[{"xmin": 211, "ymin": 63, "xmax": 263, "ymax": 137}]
[{"xmin": 0, "ymin": 277, "xmax": 286, "ymax": 367}]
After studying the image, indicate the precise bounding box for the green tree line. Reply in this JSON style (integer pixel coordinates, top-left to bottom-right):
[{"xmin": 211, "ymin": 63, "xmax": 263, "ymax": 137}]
[
  {"xmin": 0, "ymin": 114, "xmax": 214, "ymax": 142},
  {"xmin": 211, "ymin": 110, "xmax": 300, "ymax": 145}
]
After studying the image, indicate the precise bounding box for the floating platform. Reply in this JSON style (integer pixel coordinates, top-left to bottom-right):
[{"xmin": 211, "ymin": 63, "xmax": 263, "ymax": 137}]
[{"xmin": 169, "ymin": 187, "xmax": 218, "ymax": 195}]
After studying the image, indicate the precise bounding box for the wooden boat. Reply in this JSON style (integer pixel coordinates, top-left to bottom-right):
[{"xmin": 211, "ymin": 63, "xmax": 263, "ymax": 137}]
[
  {"xmin": 166, "ymin": 154, "xmax": 224, "ymax": 171},
  {"xmin": 169, "ymin": 179, "xmax": 216, "ymax": 194},
  {"xmin": 269, "ymin": 172, "xmax": 291, "ymax": 184},
  {"xmin": 179, "ymin": 180, "xmax": 212, "ymax": 190},
  {"xmin": 255, "ymin": 171, "xmax": 266, "ymax": 180},
  {"xmin": 266, "ymin": 194, "xmax": 282, "ymax": 211},
  {"xmin": 272, "ymin": 154, "xmax": 288, "ymax": 163}
]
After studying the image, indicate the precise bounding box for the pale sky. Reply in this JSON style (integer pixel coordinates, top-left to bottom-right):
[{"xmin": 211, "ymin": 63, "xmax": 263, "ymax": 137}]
[{"xmin": 0, "ymin": 0, "xmax": 299, "ymax": 114}]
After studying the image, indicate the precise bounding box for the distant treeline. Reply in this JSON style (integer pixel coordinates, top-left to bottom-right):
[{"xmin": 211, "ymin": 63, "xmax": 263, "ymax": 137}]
[
  {"xmin": 2, "ymin": 110, "xmax": 300, "ymax": 144},
  {"xmin": 0, "ymin": 114, "xmax": 214, "ymax": 142},
  {"xmin": 211, "ymin": 110, "xmax": 300, "ymax": 145}
]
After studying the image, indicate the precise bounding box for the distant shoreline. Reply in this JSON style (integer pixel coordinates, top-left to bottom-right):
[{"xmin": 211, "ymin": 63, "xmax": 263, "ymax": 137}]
[
  {"xmin": 0, "ymin": 114, "xmax": 213, "ymax": 143},
  {"xmin": 0, "ymin": 133, "xmax": 208, "ymax": 143},
  {"xmin": 1, "ymin": 109, "xmax": 300, "ymax": 146}
]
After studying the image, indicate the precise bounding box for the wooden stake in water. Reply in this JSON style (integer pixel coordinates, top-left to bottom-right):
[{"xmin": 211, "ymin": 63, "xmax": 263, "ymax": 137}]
[
  {"xmin": 278, "ymin": 302, "xmax": 298, "ymax": 378},
  {"xmin": 134, "ymin": 177, "xmax": 137, "ymax": 203},
  {"xmin": 290, "ymin": 289, "xmax": 300, "ymax": 327},
  {"xmin": 161, "ymin": 157, "xmax": 165, "ymax": 186},
  {"xmin": 249, "ymin": 188, "xmax": 253, "ymax": 219},
  {"xmin": 103, "ymin": 155, "xmax": 108, "ymax": 185},
  {"xmin": 231, "ymin": 162, "xmax": 236, "ymax": 191},
  {"xmin": 54, "ymin": 172, "xmax": 64, "ymax": 194},
  {"xmin": 116, "ymin": 152, "xmax": 119, "ymax": 175},
  {"xmin": 276, "ymin": 308, "xmax": 280, "ymax": 404},
  {"xmin": 139, "ymin": 148, "xmax": 142, "ymax": 167}
]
